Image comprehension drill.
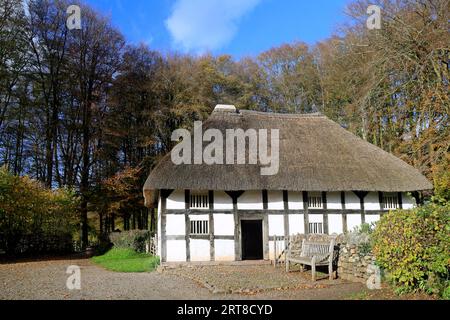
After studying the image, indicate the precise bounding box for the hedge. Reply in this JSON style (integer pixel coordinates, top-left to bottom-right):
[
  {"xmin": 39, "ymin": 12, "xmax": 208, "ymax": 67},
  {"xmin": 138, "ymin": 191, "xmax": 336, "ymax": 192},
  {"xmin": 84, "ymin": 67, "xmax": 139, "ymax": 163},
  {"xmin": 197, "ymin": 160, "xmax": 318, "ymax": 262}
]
[
  {"xmin": 109, "ymin": 230, "xmax": 151, "ymax": 253},
  {"xmin": 372, "ymin": 203, "xmax": 450, "ymax": 298}
]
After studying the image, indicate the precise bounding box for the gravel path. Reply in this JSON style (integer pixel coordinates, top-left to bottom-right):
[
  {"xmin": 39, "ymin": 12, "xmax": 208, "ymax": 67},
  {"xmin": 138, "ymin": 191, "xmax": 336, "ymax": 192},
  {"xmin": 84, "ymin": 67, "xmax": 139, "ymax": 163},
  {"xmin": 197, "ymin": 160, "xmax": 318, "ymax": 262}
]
[
  {"xmin": 0, "ymin": 257, "xmax": 213, "ymax": 300},
  {"xmin": 0, "ymin": 257, "xmax": 368, "ymax": 300},
  {"xmin": 163, "ymin": 264, "xmax": 348, "ymax": 293}
]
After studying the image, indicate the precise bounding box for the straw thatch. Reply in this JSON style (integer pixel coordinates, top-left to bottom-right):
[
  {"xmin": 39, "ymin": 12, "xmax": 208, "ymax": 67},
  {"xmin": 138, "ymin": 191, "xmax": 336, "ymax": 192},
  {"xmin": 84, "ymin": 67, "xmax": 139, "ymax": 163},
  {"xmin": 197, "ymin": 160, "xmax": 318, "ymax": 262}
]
[{"xmin": 143, "ymin": 109, "xmax": 432, "ymax": 204}]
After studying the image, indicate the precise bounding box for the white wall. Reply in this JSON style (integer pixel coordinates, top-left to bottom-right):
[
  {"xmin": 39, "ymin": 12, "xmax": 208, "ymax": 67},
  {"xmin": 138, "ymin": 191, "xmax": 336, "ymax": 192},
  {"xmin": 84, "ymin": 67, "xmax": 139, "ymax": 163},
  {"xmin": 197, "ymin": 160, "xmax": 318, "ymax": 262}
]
[
  {"xmin": 214, "ymin": 240, "xmax": 234, "ymax": 261},
  {"xmin": 166, "ymin": 190, "xmax": 185, "ymax": 209},
  {"xmin": 190, "ymin": 239, "xmax": 210, "ymax": 261},
  {"xmin": 308, "ymin": 214, "xmax": 323, "ymax": 223},
  {"xmin": 347, "ymin": 214, "xmax": 362, "ymax": 231},
  {"xmin": 166, "ymin": 240, "xmax": 186, "ymax": 262},
  {"xmin": 288, "ymin": 191, "xmax": 303, "ymax": 210},
  {"xmin": 365, "ymin": 192, "xmax": 381, "ymax": 211},
  {"xmin": 214, "ymin": 214, "xmax": 234, "ymax": 236},
  {"xmin": 327, "ymin": 192, "xmax": 342, "ymax": 210},
  {"xmin": 268, "ymin": 191, "xmax": 284, "ymax": 210},
  {"xmin": 214, "ymin": 191, "xmax": 233, "ymax": 210},
  {"xmin": 345, "ymin": 192, "xmax": 361, "ymax": 209},
  {"xmin": 189, "ymin": 214, "xmax": 209, "ymax": 221},
  {"xmin": 288, "ymin": 214, "xmax": 304, "ymax": 234},
  {"xmin": 166, "ymin": 214, "xmax": 185, "ymax": 235},
  {"xmin": 237, "ymin": 190, "xmax": 263, "ymax": 210},
  {"xmin": 157, "ymin": 197, "xmax": 162, "ymax": 257},
  {"xmin": 268, "ymin": 215, "xmax": 284, "ymax": 236},
  {"xmin": 328, "ymin": 214, "xmax": 343, "ymax": 234}
]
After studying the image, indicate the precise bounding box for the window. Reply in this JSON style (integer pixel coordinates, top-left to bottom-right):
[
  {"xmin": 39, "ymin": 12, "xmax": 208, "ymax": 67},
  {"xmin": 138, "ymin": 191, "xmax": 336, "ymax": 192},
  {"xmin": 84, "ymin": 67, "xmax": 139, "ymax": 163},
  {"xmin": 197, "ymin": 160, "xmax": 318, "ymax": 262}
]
[
  {"xmin": 308, "ymin": 193, "xmax": 323, "ymax": 209},
  {"xmin": 383, "ymin": 193, "xmax": 399, "ymax": 209},
  {"xmin": 190, "ymin": 219, "xmax": 209, "ymax": 235},
  {"xmin": 308, "ymin": 222, "xmax": 323, "ymax": 234},
  {"xmin": 190, "ymin": 193, "xmax": 209, "ymax": 209}
]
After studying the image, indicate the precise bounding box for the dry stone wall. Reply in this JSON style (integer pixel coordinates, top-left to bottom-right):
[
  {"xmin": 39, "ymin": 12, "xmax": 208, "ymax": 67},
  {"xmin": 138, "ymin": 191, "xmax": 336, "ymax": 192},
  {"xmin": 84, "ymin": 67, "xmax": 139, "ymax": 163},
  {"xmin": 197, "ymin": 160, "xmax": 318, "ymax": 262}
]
[{"xmin": 337, "ymin": 243, "xmax": 377, "ymax": 284}]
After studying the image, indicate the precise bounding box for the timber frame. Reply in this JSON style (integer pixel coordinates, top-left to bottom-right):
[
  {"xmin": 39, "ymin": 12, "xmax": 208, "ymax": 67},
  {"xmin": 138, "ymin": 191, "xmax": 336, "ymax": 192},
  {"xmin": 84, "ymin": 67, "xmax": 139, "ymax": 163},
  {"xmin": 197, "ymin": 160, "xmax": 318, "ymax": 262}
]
[{"xmin": 159, "ymin": 190, "xmax": 400, "ymax": 263}]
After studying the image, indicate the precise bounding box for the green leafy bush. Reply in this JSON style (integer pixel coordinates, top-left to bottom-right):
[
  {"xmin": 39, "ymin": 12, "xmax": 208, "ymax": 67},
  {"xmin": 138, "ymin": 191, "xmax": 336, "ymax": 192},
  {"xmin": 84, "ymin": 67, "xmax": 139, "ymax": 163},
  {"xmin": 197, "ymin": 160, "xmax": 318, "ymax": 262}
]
[
  {"xmin": 0, "ymin": 167, "xmax": 79, "ymax": 255},
  {"xmin": 372, "ymin": 203, "xmax": 450, "ymax": 297},
  {"xmin": 109, "ymin": 230, "xmax": 150, "ymax": 253}
]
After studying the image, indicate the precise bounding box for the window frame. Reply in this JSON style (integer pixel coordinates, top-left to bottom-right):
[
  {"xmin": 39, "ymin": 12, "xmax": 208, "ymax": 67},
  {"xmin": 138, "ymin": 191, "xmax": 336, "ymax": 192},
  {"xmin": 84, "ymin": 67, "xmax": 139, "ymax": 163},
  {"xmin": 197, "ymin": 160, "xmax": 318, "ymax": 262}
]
[
  {"xmin": 308, "ymin": 192, "xmax": 324, "ymax": 209},
  {"xmin": 308, "ymin": 222, "xmax": 324, "ymax": 234},
  {"xmin": 189, "ymin": 192, "xmax": 210, "ymax": 210},
  {"xmin": 189, "ymin": 218, "xmax": 209, "ymax": 235},
  {"xmin": 382, "ymin": 193, "xmax": 399, "ymax": 210}
]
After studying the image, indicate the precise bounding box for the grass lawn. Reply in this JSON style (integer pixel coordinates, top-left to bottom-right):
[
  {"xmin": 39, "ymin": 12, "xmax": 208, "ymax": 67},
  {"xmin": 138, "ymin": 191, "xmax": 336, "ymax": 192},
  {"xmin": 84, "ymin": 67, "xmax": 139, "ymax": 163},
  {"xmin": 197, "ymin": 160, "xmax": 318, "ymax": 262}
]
[{"xmin": 91, "ymin": 248, "xmax": 160, "ymax": 272}]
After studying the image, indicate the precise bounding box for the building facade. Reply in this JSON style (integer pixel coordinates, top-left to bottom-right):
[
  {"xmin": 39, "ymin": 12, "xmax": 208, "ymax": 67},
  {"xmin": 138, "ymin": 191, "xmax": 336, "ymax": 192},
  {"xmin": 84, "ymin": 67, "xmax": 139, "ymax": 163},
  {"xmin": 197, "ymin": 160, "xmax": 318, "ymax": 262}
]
[
  {"xmin": 144, "ymin": 105, "xmax": 432, "ymax": 263},
  {"xmin": 157, "ymin": 189, "xmax": 416, "ymax": 262}
]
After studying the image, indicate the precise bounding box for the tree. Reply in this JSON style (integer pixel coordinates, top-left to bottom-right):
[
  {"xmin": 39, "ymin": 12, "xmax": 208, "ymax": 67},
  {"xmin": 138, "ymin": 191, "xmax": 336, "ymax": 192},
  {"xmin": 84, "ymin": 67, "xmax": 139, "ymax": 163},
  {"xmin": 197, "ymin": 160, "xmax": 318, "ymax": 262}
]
[{"xmin": 66, "ymin": 3, "xmax": 125, "ymax": 248}]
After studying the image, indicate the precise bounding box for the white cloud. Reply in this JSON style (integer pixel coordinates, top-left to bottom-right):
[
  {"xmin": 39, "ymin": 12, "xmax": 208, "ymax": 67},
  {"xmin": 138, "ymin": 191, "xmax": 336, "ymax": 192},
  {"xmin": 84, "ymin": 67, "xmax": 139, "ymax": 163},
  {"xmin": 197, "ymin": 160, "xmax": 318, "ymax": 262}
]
[{"xmin": 165, "ymin": 0, "xmax": 261, "ymax": 53}]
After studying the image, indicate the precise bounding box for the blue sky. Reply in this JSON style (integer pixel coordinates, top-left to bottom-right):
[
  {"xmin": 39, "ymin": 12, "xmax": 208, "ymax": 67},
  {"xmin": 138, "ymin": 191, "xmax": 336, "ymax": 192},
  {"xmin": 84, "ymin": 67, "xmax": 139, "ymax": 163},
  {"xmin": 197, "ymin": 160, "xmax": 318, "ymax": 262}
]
[{"xmin": 85, "ymin": 0, "xmax": 351, "ymax": 58}]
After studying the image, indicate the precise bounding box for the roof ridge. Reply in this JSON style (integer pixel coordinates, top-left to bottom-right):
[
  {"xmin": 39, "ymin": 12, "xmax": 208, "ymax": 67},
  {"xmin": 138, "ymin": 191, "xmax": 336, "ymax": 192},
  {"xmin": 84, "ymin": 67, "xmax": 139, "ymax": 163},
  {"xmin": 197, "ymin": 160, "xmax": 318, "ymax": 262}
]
[{"xmin": 222, "ymin": 109, "xmax": 326, "ymax": 118}]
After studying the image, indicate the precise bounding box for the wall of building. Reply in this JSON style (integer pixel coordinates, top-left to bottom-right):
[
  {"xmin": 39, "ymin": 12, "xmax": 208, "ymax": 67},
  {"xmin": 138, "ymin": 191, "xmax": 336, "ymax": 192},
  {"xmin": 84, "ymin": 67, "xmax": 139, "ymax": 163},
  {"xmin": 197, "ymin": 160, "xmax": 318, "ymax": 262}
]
[
  {"xmin": 237, "ymin": 190, "xmax": 264, "ymax": 210},
  {"xmin": 159, "ymin": 190, "xmax": 417, "ymax": 262},
  {"xmin": 163, "ymin": 190, "xmax": 416, "ymax": 211},
  {"xmin": 157, "ymin": 197, "xmax": 162, "ymax": 258}
]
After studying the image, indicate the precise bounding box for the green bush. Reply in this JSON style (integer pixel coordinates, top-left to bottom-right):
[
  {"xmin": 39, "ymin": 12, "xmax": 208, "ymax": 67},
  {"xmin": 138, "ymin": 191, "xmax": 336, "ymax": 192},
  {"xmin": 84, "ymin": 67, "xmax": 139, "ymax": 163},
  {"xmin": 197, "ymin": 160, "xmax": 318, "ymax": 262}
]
[
  {"xmin": 0, "ymin": 167, "xmax": 79, "ymax": 255},
  {"xmin": 109, "ymin": 230, "xmax": 150, "ymax": 253},
  {"xmin": 372, "ymin": 203, "xmax": 450, "ymax": 297}
]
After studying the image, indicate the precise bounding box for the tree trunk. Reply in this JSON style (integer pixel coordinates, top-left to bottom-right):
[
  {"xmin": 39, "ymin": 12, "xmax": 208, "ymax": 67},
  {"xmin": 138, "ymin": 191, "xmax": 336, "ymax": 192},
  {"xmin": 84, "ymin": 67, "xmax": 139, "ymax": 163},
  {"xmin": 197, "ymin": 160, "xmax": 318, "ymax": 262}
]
[
  {"xmin": 80, "ymin": 99, "xmax": 91, "ymax": 249},
  {"xmin": 99, "ymin": 211, "xmax": 103, "ymax": 235},
  {"xmin": 111, "ymin": 213, "xmax": 115, "ymax": 231}
]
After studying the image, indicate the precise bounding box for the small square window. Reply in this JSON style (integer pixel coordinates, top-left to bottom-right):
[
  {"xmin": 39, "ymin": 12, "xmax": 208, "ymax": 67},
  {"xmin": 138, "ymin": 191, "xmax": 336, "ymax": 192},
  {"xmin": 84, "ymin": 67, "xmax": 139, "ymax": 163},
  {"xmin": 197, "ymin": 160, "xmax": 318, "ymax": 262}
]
[
  {"xmin": 383, "ymin": 193, "xmax": 399, "ymax": 210},
  {"xmin": 308, "ymin": 222, "xmax": 323, "ymax": 234},
  {"xmin": 190, "ymin": 193, "xmax": 209, "ymax": 209},
  {"xmin": 308, "ymin": 193, "xmax": 323, "ymax": 209},
  {"xmin": 190, "ymin": 219, "xmax": 209, "ymax": 235}
]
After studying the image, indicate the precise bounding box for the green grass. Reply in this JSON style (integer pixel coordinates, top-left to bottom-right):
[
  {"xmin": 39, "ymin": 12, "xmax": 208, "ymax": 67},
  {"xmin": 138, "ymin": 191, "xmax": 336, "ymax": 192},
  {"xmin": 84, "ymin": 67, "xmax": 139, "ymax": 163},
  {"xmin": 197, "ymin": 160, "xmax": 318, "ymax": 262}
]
[{"xmin": 91, "ymin": 248, "xmax": 160, "ymax": 272}]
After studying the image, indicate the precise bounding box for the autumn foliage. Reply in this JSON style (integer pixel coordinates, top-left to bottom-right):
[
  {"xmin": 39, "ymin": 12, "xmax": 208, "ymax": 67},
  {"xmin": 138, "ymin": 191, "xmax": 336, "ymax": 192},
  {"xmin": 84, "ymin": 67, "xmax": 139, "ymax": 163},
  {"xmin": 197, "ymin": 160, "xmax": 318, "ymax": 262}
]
[{"xmin": 0, "ymin": 167, "xmax": 79, "ymax": 255}]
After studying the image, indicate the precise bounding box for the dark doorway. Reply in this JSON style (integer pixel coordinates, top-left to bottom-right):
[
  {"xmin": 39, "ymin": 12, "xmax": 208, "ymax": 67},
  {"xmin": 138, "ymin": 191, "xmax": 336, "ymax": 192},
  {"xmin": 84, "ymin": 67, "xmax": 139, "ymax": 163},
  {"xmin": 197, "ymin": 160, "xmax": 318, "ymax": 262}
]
[{"xmin": 241, "ymin": 220, "xmax": 263, "ymax": 260}]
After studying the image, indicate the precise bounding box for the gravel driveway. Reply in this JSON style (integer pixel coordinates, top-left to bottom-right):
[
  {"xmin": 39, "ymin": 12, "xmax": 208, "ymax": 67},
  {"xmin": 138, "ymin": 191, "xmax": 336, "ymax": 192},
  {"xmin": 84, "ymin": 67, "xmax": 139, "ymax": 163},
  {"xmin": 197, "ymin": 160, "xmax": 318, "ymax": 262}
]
[{"xmin": 0, "ymin": 257, "xmax": 368, "ymax": 300}]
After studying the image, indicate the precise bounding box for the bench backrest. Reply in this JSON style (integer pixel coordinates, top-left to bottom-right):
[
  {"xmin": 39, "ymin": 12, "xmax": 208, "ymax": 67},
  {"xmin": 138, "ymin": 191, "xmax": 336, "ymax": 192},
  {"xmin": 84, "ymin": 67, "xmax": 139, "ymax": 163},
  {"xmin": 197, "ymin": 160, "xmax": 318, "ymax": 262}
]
[{"xmin": 299, "ymin": 239, "xmax": 335, "ymax": 261}]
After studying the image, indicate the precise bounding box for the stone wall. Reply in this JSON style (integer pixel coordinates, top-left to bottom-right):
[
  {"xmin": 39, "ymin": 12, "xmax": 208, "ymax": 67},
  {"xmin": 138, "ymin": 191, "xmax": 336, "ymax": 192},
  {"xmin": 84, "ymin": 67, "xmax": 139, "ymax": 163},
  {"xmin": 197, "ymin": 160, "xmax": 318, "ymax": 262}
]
[{"xmin": 337, "ymin": 243, "xmax": 377, "ymax": 284}]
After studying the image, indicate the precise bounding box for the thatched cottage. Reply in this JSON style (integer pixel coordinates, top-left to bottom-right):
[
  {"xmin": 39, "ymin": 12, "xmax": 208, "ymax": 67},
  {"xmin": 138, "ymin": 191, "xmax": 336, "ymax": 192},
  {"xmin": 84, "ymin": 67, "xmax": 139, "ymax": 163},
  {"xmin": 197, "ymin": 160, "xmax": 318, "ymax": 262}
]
[{"xmin": 143, "ymin": 105, "xmax": 432, "ymax": 263}]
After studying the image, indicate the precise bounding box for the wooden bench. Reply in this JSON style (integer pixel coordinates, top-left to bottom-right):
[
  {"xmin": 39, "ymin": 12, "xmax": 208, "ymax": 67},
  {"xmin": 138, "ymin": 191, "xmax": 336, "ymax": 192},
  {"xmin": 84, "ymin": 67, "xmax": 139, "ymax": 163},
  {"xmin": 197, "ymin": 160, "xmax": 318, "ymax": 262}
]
[{"xmin": 285, "ymin": 239, "xmax": 335, "ymax": 281}]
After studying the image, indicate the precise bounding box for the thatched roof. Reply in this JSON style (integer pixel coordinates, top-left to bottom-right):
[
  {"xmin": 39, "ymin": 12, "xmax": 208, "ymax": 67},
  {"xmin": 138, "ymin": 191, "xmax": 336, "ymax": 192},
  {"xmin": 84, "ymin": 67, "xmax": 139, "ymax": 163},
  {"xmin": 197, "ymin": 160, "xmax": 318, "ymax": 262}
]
[{"xmin": 143, "ymin": 108, "xmax": 431, "ymax": 204}]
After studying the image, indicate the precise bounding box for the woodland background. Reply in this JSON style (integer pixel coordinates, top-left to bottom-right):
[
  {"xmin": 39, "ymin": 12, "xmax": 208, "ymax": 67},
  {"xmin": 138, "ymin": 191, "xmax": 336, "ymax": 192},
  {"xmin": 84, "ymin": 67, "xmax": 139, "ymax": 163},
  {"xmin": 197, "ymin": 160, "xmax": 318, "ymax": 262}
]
[{"xmin": 0, "ymin": 0, "xmax": 448, "ymax": 248}]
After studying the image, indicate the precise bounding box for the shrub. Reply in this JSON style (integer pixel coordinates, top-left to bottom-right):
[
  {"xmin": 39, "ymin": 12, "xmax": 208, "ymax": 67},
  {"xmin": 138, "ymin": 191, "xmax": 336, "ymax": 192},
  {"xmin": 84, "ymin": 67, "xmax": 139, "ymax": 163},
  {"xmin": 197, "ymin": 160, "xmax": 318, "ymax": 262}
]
[
  {"xmin": 109, "ymin": 230, "xmax": 150, "ymax": 253},
  {"xmin": 94, "ymin": 233, "xmax": 113, "ymax": 255},
  {"xmin": 345, "ymin": 223, "xmax": 375, "ymax": 255},
  {"xmin": 372, "ymin": 203, "xmax": 450, "ymax": 297}
]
